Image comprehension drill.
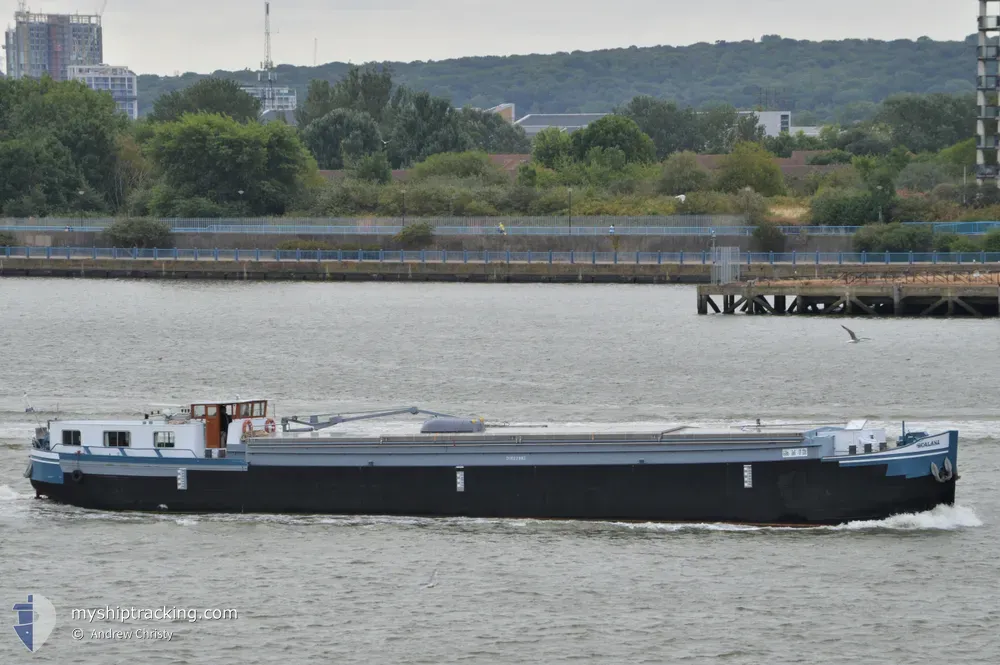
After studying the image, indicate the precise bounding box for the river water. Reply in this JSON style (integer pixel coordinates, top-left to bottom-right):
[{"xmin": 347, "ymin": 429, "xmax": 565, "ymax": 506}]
[{"xmin": 0, "ymin": 279, "xmax": 997, "ymax": 664}]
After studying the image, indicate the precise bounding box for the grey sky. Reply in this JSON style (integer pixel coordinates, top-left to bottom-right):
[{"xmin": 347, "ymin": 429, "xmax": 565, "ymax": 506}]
[{"xmin": 2, "ymin": 0, "xmax": 973, "ymax": 76}]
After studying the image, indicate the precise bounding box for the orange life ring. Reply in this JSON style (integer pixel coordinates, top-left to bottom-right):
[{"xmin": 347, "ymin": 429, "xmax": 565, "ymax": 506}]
[
  {"xmin": 264, "ymin": 418, "xmax": 276, "ymax": 434},
  {"xmin": 241, "ymin": 419, "xmax": 254, "ymax": 436}
]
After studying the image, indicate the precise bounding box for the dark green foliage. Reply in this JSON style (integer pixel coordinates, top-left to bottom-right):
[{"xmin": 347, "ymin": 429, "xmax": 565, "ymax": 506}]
[
  {"xmin": 148, "ymin": 113, "xmax": 316, "ymax": 217},
  {"xmin": 807, "ymin": 150, "xmax": 853, "ymax": 165},
  {"xmin": 932, "ymin": 233, "xmax": 981, "ymax": 253},
  {"xmin": 301, "ymin": 109, "xmax": 382, "ymax": 169},
  {"xmin": 890, "ymin": 196, "xmax": 935, "ymax": 222},
  {"xmin": 136, "ymin": 38, "xmax": 976, "ymax": 121},
  {"xmin": 0, "ymin": 133, "xmax": 84, "ymax": 216},
  {"xmin": 147, "ymin": 78, "xmax": 261, "ymax": 123},
  {"xmin": 752, "ymin": 221, "xmax": 786, "ymax": 252},
  {"xmin": 875, "ymin": 94, "xmax": 975, "ymax": 154},
  {"xmin": 658, "ymin": 151, "xmax": 710, "ymax": 195},
  {"xmin": 0, "ymin": 231, "xmax": 17, "ymax": 247},
  {"xmin": 456, "ymin": 107, "xmax": 531, "ymax": 154},
  {"xmin": 853, "ymin": 223, "xmax": 933, "ymax": 252},
  {"xmin": 984, "ymin": 229, "xmax": 1000, "ymax": 252},
  {"xmin": 102, "ymin": 219, "xmax": 175, "ymax": 249},
  {"xmin": 0, "ymin": 77, "xmax": 127, "ymax": 213},
  {"xmin": 811, "ymin": 189, "xmax": 879, "ymax": 226},
  {"xmin": 394, "ymin": 221, "xmax": 435, "ymax": 248},
  {"xmin": 619, "ymin": 96, "xmax": 703, "ymax": 159},
  {"xmin": 409, "ymin": 151, "xmax": 507, "ymax": 184},
  {"xmin": 715, "ymin": 142, "xmax": 786, "ymax": 196},
  {"xmin": 571, "ymin": 115, "xmax": 655, "ymax": 164},
  {"xmin": 387, "ymin": 91, "xmax": 471, "ymax": 167},
  {"xmin": 349, "ymin": 152, "xmax": 392, "ymax": 184},
  {"xmin": 532, "ymin": 128, "xmax": 573, "ymax": 169}
]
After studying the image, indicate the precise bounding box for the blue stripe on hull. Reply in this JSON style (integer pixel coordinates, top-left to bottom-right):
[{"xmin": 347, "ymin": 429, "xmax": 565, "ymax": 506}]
[{"xmin": 31, "ymin": 459, "xmax": 64, "ymax": 485}]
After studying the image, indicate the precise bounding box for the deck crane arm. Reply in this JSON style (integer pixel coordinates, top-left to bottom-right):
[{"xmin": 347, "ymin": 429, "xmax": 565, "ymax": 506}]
[{"xmin": 280, "ymin": 407, "xmax": 460, "ymax": 432}]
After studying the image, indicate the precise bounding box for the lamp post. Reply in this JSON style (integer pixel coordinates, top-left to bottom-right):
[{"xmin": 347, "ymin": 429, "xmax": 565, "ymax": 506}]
[
  {"xmin": 238, "ymin": 190, "xmax": 245, "ymax": 217},
  {"xmin": 77, "ymin": 189, "xmax": 85, "ymax": 231},
  {"xmin": 568, "ymin": 187, "xmax": 573, "ymax": 234},
  {"xmin": 876, "ymin": 185, "xmax": 884, "ymax": 223},
  {"xmin": 402, "ymin": 189, "xmax": 407, "ymax": 227}
]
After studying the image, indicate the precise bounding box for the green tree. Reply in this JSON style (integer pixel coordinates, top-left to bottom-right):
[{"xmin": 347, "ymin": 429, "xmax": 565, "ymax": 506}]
[
  {"xmin": 698, "ymin": 105, "xmax": 741, "ymax": 154},
  {"xmin": 714, "ymin": 142, "xmax": 786, "ymax": 196},
  {"xmin": 875, "ymin": 93, "xmax": 975, "ymax": 153},
  {"xmin": 301, "ymin": 109, "xmax": 382, "ymax": 170},
  {"xmin": 103, "ymin": 219, "xmax": 175, "ymax": 248},
  {"xmin": 295, "ymin": 79, "xmax": 337, "ymax": 128},
  {"xmin": 0, "ymin": 133, "xmax": 84, "ymax": 216},
  {"xmin": 1, "ymin": 77, "xmax": 127, "ymax": 211},
  {"xmin": 386, "ymin": 91, "xmax": 470, "ymax": 167},
  {"xmin": 348, "ymin": 152, "xmax": 393, "ymax": 184},
  {"xmin": 658, "ymin": 151, "xmax": 710, "ymax": 195},
  {"xmin": 532, "ymin": 127, "xmax": 573, "ymax": 169},
  {"xmin": 409, "ymin": 151, "xmax": 507, "ymax": 183},
  {"xmin": 619, "ymin": 96, "xmax": 702, "ymax": 159},
  {"xmin": 147, "ymin": 78, "xmax": 261, "ymax": 123},
  {"xmin": 147, "ymin": 113, "xmax": 317, "ymax": 216},
  {"xmin": 456, "ymin": 107, "xmax": 531, "ymax": 154},
  {"xmin": 752, "ymin": 221, "xmax": 786, "ymax": 252},
  {"xmin": 853, "ymin": 223, "xmax": 933, "ymax": 252},
  {"xmin": 571, "ymin": 115, "xmax": 655, "ymax": 164},
  {"xmin": 984, "ymin": 228, "xmax": 1000, "ymax": 252}
]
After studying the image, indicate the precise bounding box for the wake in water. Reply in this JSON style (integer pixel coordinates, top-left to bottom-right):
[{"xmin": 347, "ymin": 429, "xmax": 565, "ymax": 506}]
[
  {"xmin": 0, "ymin": 484, "xmax": 33, "ymax": 502},
  {"xmin": 614, "ymin": 503, "xmax": 983, "ymax": 533}
]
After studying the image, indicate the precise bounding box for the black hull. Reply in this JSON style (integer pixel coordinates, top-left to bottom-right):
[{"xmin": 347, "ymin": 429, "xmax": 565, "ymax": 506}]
[{"xmin": 31, "ymin": 460, "xmax": 956, "ymax": 526}]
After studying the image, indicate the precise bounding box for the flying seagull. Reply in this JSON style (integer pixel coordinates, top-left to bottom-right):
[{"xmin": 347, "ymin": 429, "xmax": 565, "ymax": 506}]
[{"xmin": 842, "ymin": 325, "xmax": 871, "ymax": 344}]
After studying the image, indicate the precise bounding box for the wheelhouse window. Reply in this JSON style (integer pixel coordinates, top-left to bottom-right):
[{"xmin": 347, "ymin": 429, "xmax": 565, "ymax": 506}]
[
  {"xmin": 238, "ymin": 403, "xmax": 251, "ymax": 418},
  {"xmin": 251, "ymin": 401, "xmax": 265, "ymax": 417},
  {"xmin": 61, "ymin": 430, "xmax": 82, "ymax": 446},
  {"xmin": 193, "ymin": 405, "xmax": 206, "ymax": 417},
  {"xmin": 104, "ymin": 431, "xmax": 131, "ymax": 447},
  {"xmin": 153, "ymin": 432, "xmax": 176, "ymax": 449}
]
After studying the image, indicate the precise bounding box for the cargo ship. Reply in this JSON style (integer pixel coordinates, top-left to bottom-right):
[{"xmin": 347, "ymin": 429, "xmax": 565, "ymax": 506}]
[{"xmin": 25, "ymin": 399, "xmax": 958, "ymax": 526}]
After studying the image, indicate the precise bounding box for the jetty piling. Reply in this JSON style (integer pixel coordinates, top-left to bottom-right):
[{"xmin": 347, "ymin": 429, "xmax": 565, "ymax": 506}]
[{"xmin": 697, "ymin": 272, "xmax": 1000, "ymax": 317}]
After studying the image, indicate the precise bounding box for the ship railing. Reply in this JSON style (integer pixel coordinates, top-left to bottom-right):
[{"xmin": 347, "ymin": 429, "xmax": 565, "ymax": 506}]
[{"xmin": 49, "ymin": 444, "xmax": 203, "ymax": 459}]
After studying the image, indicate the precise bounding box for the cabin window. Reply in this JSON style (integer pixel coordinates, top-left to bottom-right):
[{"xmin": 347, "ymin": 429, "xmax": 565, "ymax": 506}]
[
  {"xmin": 104, "ymin": 431, "xmax": 131, "ymax": 447},
  {"xmin": 193, "ymin": 405, "xmax": 206, "ymax": 417},
  {"xmin": 252, "ymin": 402, "xmax": 265, "ymax": 417},
  {"xmin": 238, "ymin": 403, "xmax": 250, "ymax": 418},
  {"xmin": 153, "ymin": 432, "xmax": 176, "ymax": 449},
  {"xmin": 61, "ymin": 430, "xmax": 82, "ymax": 446},
  {"xmin": 207, "ymin": 405, "xmax": 218, "ymax": 416}
]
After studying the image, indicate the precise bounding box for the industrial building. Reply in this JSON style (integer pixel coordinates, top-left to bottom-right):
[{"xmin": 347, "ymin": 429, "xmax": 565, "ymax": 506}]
[
  {"xmin": 241, "ymin": 84, "xmax": 298, "ymax": 115},
  {"xmin": 978, "ymin": 0, "xmax": 1000, "ymax": 185},
  {"xmin": 241, "ymin": 2, "xmax": 297, "ymax": 117},
  {"xmin": 68, "ymin": 64, "xmax": 138, "ymax": 120},
  {"xmin": 3, "ymin": 7, "xmax": 102, "ymax": 81},
  {"xmin": 514, "ymin": 113, "xmax": 610, "ymax": 138}
]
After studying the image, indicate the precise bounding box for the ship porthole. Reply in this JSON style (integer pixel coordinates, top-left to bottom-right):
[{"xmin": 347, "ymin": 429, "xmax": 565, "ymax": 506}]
[{"xmin": 70, "ymin": 469, "xmax": 84, "ymax": 483}]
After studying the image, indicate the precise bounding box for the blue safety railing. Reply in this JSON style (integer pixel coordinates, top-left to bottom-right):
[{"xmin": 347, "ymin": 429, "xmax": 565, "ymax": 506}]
[
  {"xmin": 3, "ymin": 219, "xmax": 1000, "ymax": 237},
  {"xmin": 5, "ymin": 246, "xmax": 1000, "ymax": 266}
]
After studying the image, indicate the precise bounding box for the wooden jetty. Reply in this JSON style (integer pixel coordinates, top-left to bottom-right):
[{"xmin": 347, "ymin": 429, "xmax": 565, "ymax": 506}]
[{"xmin": 697, "ymin": 271, "xmax": 1000, "ymax": 317}]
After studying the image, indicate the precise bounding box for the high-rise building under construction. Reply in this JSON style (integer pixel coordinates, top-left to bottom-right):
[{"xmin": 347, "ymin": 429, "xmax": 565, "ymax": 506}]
[{"xmin": 4, "ymin": 8, "xmax": 103, "ymax": 81}]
